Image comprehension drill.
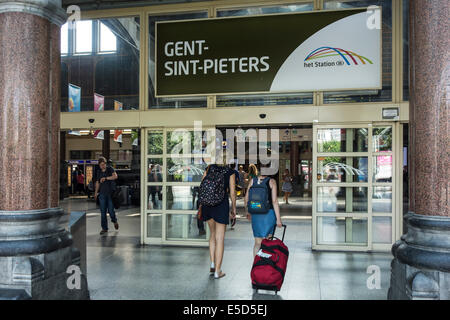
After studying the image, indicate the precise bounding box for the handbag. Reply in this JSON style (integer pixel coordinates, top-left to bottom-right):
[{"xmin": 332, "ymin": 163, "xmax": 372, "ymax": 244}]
[{"xmin": 112, "ymin": 188, "xmax": 121, "ymax": 209}]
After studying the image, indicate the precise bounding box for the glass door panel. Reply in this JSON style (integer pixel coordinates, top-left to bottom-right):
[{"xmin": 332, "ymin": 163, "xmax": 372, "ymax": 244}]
[
  {"xmin": 313, "ymin": 124, "xmax": 395, "ymax": 251},
  {"xmin": 144, "ymin": 128, "xmax": 213, "ymax": 245},
  {"xmin": 317, "ymin": 217, "xmax": 368, "ymax": 245},
  {"xmin": 166, "ymin": 214, "xmax": 207, "ymax": 241}
]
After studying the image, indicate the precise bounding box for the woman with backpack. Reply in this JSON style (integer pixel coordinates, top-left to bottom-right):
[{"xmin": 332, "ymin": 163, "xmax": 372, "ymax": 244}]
[
  {"xmin": 245, "ymin": 163, "xmax": 282, "ymax": 257},
  {"xmin": 199, "ymin": 164, "xmax": 236, "ymax": 279}
]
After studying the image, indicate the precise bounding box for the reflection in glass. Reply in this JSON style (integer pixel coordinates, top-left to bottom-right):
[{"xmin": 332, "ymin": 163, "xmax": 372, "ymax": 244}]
[
  {"xmin": 317, "ymin": 217, "xmax": 368, "ymax": 245},
  {"xmin": 147, "ymin": 186, "xmax": 162, "ymax": 210},
  {"xmin": 166, "ymin": 130, "xmax": 214, "ymax": 156},
  {"xmin": 318, "ymin": 157, "xmax": 368, "ymax": 182},
  {"xmin": 167, "ymin": 158, "xmax": 207, "ymax": 182},
  {"xmin": 373, "ymin": 156, "xmax": 392, "ymax": 182},
  {"xmin": 148, "ymin": 158, "xmax": 163, "ymax": 183},
  {"xmin": 217, "ymin": 93, "xmax": 313, "ymax": 107},
  {"xmin": 166, "ymin": 214, "xmax": 207, "ymax": 240},
  {"xmin": 372, "ymin": 186, "xmax": 392, "ymax": 212},
  {"xmin": 317, "ymin": 128, "xmax": 368, "ymax": 153},
  {"xmin": 166, "ymin": 186, "xmax": 199, "ymax": 211},
  {"xmin": 217, "ymin": 3, "xmax": 314, "ymax": 17},
  {"xmin": 317, "ymin": 187, "xmax": 368, "ymax": 213},
  {"xmin": 148, "ymin": 131, "xmax": 163, "ymax": 155},
  {"xmin": 373, "ymin": 127, "xmax": 392, "ymax": 152},
  {"xmin": 147, "ymin": 213, "xmax": 162, "ymax": 238},
  {"xmin": 373, "ymin": 216, "xmax": 392, "ymax": 243}
]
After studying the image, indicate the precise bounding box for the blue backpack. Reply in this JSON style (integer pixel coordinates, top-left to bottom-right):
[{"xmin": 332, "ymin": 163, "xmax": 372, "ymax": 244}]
[{"xmin": 247, "ymin": 177, "xmax": 271, "ymax": 214}]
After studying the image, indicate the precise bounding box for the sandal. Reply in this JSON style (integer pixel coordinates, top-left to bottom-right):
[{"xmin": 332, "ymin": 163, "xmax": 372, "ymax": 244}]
[{"xmin": 214, "ymin": 271, "xmax": 226, "ymax": 279}]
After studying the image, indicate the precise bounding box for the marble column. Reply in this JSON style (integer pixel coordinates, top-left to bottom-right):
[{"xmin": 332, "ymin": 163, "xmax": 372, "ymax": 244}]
[
  {"xmin": 0, "ymin": 0, "xmax": 89, "ymax": 299},
  {"xmin": 388, "ymin": 0, "xmax": 449, "ymax": 300}
]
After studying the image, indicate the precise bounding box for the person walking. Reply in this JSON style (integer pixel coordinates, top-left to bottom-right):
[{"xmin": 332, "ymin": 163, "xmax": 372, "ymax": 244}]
[
  {"xmin": 94, "ymin": 157, "xmax": 119, "ymax": 235},
  {"xmin": 199, "ymin": 164, "xmax": 236, "ymax": 279},
  {"xmin": 282, "ymin": 168, "xmax": 293, "ymax": 204},
  {"xmin": 245, "ymin": 163, "xmax": 282, "ymax": 257},
  {"xmin": 76, "ymin": 169, "xmax": 85, "ymax": 195},
  {"xmin": 247, "ymin": 164, "xmax": 258, "ymax": 181}
]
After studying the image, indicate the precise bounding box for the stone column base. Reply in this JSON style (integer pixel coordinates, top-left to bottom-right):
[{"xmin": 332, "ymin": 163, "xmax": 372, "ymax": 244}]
[
  {"xmin": 0, "ymin": 247, "xmax": 89, "ymax": 300},
  {"xmin": 388, "ymin": 213, "xmax": 450, "ymax": 300},
  {"xmin": 0, "ymin": 209, "xmax": 89, "ymax": 300}
]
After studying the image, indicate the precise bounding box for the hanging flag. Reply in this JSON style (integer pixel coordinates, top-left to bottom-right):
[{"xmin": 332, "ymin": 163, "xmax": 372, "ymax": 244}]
[
  {"xmin": 114, "ymin": 100, "xmax": 123, "ymax": 111},
  {"xmin": 93, "ymin": 130, "xmax": 104, "ymax": 140},
  {"xmin": 93, "ymin": 93, "xmax": 104, "ymax": 139},
  {"xmin": 114, "ymin": 129, "xmax": 123, "ymax": 143},
  {"xmin": 94, "ymin": 93, "xmax": 104, "ymax": 111},
  {"xmin": 131, "ymin": 130, "xmax": 138, "ymax": 146},
  {"xmin": 68, "ymin": 84, "xmax": 81, "ymax": 112}
]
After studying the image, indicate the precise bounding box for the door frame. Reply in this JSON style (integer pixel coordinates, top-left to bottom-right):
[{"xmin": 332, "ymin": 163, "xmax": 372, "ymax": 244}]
[{"xmin": 312, "ymin": 122, "xmax": 398, "ymax": 252}]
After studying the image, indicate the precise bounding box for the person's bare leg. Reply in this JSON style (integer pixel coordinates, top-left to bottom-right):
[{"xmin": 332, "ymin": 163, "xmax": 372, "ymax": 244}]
[
  {"xmin": 207, "ymin": 219, "xmax": 216, "ymax": 270},
  {"xmin": 214, "ymin": 222, "xmax": 226, "ymax": 278},
  {"xmin": 286, "ymin": 192, "xmax": 290, "ymax": 204},
  {"xmin": 253, "ymin": 237, "xmax": 263, "ymax": 257}
]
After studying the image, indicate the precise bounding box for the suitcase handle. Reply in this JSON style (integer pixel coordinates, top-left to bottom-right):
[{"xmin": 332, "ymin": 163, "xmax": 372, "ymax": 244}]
[{"xmin": 271, "ymin": 224, "xmax": 286, "ymax": 242}]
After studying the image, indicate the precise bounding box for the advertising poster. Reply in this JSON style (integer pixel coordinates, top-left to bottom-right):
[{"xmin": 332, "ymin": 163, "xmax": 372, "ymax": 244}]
[
  {"xmin": 94, "ymin": 93, "xmax": 104, "ymax": 111},
  {"xmin": 131, "ymin": 130, "xmax": 139, "ymax": 146},
  {"xmin": 93, "ymin": 93, "xmax": 104, "ymax": 139},
  {"xmin": 93, "ymin": 130, "xmax": 104, "ymax": 140},
  {"xmin": 68, "ymin": 84, "xmax": 81, "ymax": 112},
  {"xmin": 114, "ymin": 130, "xmax": 123, "ymax": 143},
  {"xmin": 114, "ymin": 100, "xmax": 123, "ymax": 111},
  {"xmin": 156, "ymin": 8, "xmax": 381, "ymax": 96}
]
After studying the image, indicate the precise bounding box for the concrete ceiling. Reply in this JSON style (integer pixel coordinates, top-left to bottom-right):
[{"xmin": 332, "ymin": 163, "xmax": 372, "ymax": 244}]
[{"xmin": 62, "ymin": 0, "xmax": 211, "ymax": 10}]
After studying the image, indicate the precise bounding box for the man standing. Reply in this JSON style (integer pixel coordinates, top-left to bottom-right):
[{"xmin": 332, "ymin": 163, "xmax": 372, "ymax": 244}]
[{"xmin": 94, "ymin": 157, "xmax": 119, "ymax": 235}]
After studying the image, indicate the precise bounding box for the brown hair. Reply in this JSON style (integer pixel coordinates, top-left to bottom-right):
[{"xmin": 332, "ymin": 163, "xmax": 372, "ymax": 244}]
[
  {"xmin": 248, "ymin": 164, "xmax": 258, "ymax": 176},
  {"xmin": 98, "ymin": 156, "xmax": 107, "ymax": 164}
]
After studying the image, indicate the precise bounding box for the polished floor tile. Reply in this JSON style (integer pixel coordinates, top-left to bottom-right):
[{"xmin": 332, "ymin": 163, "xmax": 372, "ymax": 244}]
[{"xmin": 62, "ymin": 198, "xmax": 393, "ymax": 300}]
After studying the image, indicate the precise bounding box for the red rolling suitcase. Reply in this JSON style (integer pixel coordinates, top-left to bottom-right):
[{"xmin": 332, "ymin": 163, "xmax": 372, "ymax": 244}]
[{"xmin": 251, "ymin": 225, "xmax": 288, "ymax": 294}]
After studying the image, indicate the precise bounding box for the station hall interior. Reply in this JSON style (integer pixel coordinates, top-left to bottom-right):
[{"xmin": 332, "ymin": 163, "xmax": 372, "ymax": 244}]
[{"xmin": 0, "ymin": 0, "xmax": 448, "ymax": 300}]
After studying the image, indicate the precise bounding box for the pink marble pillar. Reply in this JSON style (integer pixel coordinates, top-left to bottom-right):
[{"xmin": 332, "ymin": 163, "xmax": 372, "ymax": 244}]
[
  {"xmin": 389, "ymin": 0, "xmax": 449, "ymax": 300},
  {"xmin": 0, "ymin": 2, "xmax": 89, "ymax": 300},
  {"xmin": 409, "ymin": 0, "xmax": 449, "ymax": 217},
  {"xmin": 0, "ymin": 12, "xmax": 60, "ymax": 211}
]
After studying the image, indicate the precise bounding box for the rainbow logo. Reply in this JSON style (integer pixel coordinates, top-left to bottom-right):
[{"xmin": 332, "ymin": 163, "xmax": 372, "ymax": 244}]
[{"xmin": 305, "ymin": 47, "xmax": 373, "ymax": 65}]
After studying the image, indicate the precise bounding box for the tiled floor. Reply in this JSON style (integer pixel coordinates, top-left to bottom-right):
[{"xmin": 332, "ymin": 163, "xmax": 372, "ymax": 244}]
[{"xmin": 61, "ymin": 197, "xmax": 393, "ymax": 300}]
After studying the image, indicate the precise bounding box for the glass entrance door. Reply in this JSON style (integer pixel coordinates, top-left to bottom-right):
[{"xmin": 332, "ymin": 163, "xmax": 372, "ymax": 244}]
[
  {"xmin": 143, "ymin": 127, "xmax": 214, "ymax": 246},
  {"xmin": 312, "ymin": 124, "xmax": 396, "ymax": 251}
]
